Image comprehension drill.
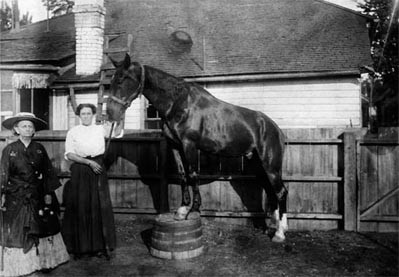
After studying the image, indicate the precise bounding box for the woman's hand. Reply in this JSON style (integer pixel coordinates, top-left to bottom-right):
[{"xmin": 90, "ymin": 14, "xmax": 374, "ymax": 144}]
[
  {"xmin": 44, "ymin": 194, "xmax": 52, "ymax": 205},
  {"xmin": 87, "ymin": 160, "xmax": 103, "ymax": 175}
]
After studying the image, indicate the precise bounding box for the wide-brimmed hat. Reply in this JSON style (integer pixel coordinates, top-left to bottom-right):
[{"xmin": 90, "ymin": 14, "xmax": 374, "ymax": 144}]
[{"xmin": 2, "ymin": 112, "xmax": 48, "ymax": 131}]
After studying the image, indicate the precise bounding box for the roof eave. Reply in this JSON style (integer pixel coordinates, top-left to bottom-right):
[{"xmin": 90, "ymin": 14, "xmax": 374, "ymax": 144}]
[{"xmin": 184, "ymin": 70, "xmax": 361, "ymax": 83}]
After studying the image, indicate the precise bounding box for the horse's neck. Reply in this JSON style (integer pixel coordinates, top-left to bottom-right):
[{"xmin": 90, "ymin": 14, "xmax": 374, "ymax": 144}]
[{"xmin": 143, "ymin": 67, "xmax": 187, "ymax": 118}]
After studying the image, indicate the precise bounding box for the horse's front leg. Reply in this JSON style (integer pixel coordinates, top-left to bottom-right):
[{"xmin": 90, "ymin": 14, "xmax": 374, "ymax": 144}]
[
  {"xmin": 171, "ymin": 148, "xmax": 190, "ymax": 206},
  {"xmin": 182, "ymin": 139, "xmax": 201, "ymax": 213}
]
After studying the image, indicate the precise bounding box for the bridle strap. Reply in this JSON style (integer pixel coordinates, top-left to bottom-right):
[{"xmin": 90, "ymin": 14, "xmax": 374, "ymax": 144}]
[{"xmin": 110, "ymin": 63, "xmax": 145, "ymax": 109}]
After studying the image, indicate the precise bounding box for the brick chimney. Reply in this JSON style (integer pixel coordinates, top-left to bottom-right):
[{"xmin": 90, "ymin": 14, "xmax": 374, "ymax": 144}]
[{"xmin": 74, "ymin": 0, "xmax": 105, "ymax": 75}]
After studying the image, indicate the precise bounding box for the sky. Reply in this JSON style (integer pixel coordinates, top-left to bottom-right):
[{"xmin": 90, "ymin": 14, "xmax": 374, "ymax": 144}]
[
  {"xmin": 10, "ymin": 0, "xmax": 363, "ymax": 24},
  {"xmin": 5, "ymin": 0, "xmax": 48, "ymax": 23}
]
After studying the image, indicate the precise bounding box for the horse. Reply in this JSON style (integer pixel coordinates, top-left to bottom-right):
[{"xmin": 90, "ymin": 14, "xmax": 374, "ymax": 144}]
[{"xmin": 106, "ymin": 54, "xmax": 288, "ymax": 242}]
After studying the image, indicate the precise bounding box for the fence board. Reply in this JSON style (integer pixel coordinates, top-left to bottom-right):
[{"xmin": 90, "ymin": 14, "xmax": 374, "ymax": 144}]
[
  {"xmin": 1, "ymin": 128, "xmax": 378, "ymax": 231},
  {"xmin": 358, "ymin": 139, "xmax": 399, "ymax": 232}
]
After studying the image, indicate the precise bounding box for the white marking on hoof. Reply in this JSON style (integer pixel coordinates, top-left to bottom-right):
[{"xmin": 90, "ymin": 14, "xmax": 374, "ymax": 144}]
[
  {"xmin": 272, "ymin": 230, "xmax": 286, "ymax": 243},
  {"xmin": 280, "ymin": 213, "xmax": 288, "ymax": 232},
  {"xmin": 245, "ymin": 152, "xmax": 253, "ymax": 159},
  {"xmin": 174, "ymin": 205, "xmax": 190, "ymax": 221}
]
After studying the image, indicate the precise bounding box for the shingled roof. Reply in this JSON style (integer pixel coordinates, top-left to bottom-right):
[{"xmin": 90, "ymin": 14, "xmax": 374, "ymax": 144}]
[
  {"xmin": 105, "ymin": 0, "xmax": 372, "ymax": 78},
  {"xmin": 0, "ymin": 14, "xmax": 75, "ymax": 64},
  {"xmin": 0, "ymin": 0, "xmax": 372, "ymax": 80}
]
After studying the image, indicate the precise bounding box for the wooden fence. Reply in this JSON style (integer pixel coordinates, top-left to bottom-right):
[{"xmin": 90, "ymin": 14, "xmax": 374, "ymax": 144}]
[
  {"xmin": 0, "ymin": 128, "xmax": 397, "ymax": 231},
  {"xmin": 357, "ymin": 139, "xmax": 399, "ymax": 232}
]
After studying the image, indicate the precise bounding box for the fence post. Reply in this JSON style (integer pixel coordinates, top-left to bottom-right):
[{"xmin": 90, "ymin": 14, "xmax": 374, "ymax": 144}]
[
  {"xmin": 159, "ymin": 138, "xmax": 169, "ymax": 213},
  {"xmin": 343, "ymin": 132, "xmax": 357, "ymax": 231}
]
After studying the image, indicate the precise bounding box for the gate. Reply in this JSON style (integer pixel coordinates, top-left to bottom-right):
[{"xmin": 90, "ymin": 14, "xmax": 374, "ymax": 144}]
[{"xmin": 357, "ymin": 139, "xmax": 399, "ymax": 232}]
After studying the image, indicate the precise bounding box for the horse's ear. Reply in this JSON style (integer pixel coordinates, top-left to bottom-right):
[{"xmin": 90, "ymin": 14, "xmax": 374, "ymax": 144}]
[{"xmin": 123, "ymin": 53, "xmax": 131, "ymax": 69}]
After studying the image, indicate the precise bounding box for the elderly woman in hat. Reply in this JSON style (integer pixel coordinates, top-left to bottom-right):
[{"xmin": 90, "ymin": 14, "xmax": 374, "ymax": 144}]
[{"xmin": 0, "ymin": 112, "xmax": 69, "ymax": 277}]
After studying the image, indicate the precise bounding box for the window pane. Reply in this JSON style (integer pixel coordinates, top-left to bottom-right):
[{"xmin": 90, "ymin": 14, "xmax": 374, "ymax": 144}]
[
  {"xmin": 20, "ymin": 89, "xmax": 32, "ymax": 112},
  {"xmin": 147, "ymin": 105, "xmax": 158, "ymax": 118},
  {"xmin": 33, "ymin": 89, "xmax": 49, "ymax": 125}
]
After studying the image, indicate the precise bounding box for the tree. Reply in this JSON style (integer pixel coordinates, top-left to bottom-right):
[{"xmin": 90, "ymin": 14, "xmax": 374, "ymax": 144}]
[
  {"xmin": 41, "ymin": 0, "xmax": 74, "ymax": 17},
  {"xmin": 0, "ymin": 0, "xmax": 32, "ymax": 31},
  {"xmin": 0, "ymin": 0, "xmax": 12, "ymax": 31},
  {"xmin": 359, "ymin": 0, "xmax": 399, "ymax": 128},
  {"xmin": 19, "ymin": 11, "xmax": 32, "ymax": 27}
]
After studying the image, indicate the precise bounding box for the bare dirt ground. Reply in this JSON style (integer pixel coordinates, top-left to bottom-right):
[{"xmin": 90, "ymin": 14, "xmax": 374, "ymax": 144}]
[{"xmin": 33, "ymin": 215, "xmax": 398, "ymax": 277}]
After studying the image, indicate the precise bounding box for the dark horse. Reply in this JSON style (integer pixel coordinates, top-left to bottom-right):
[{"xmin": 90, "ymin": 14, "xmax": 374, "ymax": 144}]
[{"xmin": 107, "ymin": 54, "xmax": 288, "ymax": 242}]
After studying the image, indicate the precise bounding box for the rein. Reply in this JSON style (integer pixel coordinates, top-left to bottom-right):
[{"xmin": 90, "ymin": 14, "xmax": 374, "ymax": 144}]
[
  {"xmin": 104, "ymin": 121, "xmax": 115, "ymax": 157},
  {"xmin": 109, "ymin": 63, "xmax": 145, "ymax": 109}
]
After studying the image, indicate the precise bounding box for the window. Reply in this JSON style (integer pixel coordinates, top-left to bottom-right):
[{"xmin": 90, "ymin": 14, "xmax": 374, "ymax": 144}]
[
  {"xmin": 145, "ymin": 101, "xmax": 162, "ymax": 129},
  {"xmin": 19, "ymin": 88, "xmax": 50, "ymax": 126}
]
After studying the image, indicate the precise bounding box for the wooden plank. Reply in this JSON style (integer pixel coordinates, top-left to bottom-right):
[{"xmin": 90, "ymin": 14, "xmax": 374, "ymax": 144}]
[
  {"xmin": 359, "ymin": 140, "xmax": 399, "ymax": 145},
  {"xmin": 361, "ymin": 215, "xmax": 399, "ymax": 222},
  {"xmin": 360, "ymin": 187, "xmax": 399, "ymax": 218},
  {"xmin": 359, "ymin": 145, "xmax": 379, "ymax": 215},
  {"xmin": 343, "ymin": 132, "xmax": 357, "ymax": 231},
  {"xmin": 378, "ymin": 145, "xmax": 399, "ymax": 216},
  {"xmin": 110, "ymin": 209, "xmax": 342, "ymax": 220},
  {"xmin": 166, "ymin": 174, "xmax": 342, "ymax": 182}
]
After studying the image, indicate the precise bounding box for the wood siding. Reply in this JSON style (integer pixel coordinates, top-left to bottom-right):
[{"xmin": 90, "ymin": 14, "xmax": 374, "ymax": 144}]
[
  {"xmin": 54, "ymin": 76, "xmax": 361, "ymax": 130},
  {"xmin": 207, "ymin": 77, "xmax": 361, "ymax": 128},
  {"xmin": 60, "ymin": 90, "xmax": 142, "ymax": 129}
]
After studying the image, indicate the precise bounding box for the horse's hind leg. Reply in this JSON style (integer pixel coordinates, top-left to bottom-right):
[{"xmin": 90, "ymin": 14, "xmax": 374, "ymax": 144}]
[{"xmin": 265, "ymin": 171, "xmax": 288, "ymax": 243}]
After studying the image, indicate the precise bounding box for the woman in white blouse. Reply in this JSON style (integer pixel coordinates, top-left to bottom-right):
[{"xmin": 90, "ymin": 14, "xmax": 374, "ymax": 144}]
[{"xmin": 62, "ymin": 103, "xmax": 122, "ymax": 260}]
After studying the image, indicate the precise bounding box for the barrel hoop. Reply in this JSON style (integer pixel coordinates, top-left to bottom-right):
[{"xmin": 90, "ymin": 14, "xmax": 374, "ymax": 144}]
[
  {"xmin": 152, "ymin": 228, "xmax": 203, "ymax": 241},
  {"xmin": 150, "ymin": 246, "xmax": 204, "ymax": 260},
  {"xmin": 151, "ymin": 236, "xmax": 203, "ymax": 252}
]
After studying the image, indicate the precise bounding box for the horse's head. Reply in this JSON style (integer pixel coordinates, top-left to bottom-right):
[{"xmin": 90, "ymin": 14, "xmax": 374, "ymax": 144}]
[{"xmin": 106, "ymin": 53, "xmax": 144, "ymax": 122}]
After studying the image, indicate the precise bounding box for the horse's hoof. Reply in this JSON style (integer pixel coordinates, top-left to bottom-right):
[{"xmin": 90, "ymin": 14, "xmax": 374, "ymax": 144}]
[
  {"xmin": 271, "ymin": 234, "xmax": 285, "ymax": 243},
  {"xmin": 174, "ymin": 205, "xmax": 190, "ymax": 221}
]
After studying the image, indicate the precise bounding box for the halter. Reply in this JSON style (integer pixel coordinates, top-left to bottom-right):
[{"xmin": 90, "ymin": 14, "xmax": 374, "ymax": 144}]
[{"xmin": 109, "ymin": 63, "xmax": 145, "ymax": 109}]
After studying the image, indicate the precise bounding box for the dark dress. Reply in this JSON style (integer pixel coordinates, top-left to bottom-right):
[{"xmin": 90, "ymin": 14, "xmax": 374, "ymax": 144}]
[
  {"xmin": 61, "ymin": 155, "xmax": 116, "ymax": 256},
  {"xmin": 0, "ymin": 139, "xmax": 69, "ymax": 276},
  {"xmin": 0, "ymin": 140, "xmax": 61, "ymax": 252}
]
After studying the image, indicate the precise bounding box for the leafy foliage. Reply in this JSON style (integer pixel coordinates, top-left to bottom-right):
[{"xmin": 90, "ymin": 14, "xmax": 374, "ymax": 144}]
[
  {"xmin": 0, "ymin": 1, "xmax": 12, "ymax": 31},
  {"xmin": 360, "ymin": 0, "xmax": 398, "ymax": 75},
  {"xmin": 359, "ymin": 0, "xmax": 398, "ymax": 127},
  {"xmin": 41, "ymin": 0, "xmax": 74, "ymax": 17},
  {"xmin": 0, "ymin": 0, "xmax": 32, "ymax": 31}
]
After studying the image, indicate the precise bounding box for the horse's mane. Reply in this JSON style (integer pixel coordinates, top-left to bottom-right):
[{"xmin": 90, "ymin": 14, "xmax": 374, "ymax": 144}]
[{"xmin": 144, "ymin": 65, "xmax": 212, "ymax": 100}]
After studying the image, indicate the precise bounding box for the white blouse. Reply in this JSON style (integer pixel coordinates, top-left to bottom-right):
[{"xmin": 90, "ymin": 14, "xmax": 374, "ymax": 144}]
[{"xmin": 64, "ymin": 124, "xmax": 108, "ymax": 160}]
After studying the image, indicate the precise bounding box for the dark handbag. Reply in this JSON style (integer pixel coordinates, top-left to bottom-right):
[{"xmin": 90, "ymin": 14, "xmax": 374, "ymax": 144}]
[{"xmin": 37, "ymin": 192, "xmax": 61, "ymax": 237}]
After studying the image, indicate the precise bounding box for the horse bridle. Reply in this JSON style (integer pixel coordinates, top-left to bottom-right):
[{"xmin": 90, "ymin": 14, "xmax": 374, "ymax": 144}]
[{"xmin": 108, "ymin": 63, "xmax": 145, "ymax": 109}]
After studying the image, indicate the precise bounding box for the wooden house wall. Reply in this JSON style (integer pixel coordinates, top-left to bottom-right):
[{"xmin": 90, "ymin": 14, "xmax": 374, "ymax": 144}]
[
  {"xmin": 52, "ymin": 76, "xmax": 361, "ymax": 130},
  {"xmin": 59, "ymin": 89, "xmax": 142, "ymax": 129},
  {"xmin": 206, "ymin": 77, "xmax": 361, "ymax": 128},
  {"xmin": 0, "ymin": 70, "xmax": 15, "ymax": 127}
]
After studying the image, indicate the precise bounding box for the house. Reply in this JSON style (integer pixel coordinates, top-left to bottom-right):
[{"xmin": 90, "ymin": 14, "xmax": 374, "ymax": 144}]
[{"xmin": 0, "ymin": 0, "xmax": 373, "ymax": 131}]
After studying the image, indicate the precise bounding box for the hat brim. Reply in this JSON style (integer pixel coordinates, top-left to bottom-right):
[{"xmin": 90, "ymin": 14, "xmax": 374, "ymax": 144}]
[{"xmin": 2, "ymin": 116, "xmax": 48, "ymax": 131}]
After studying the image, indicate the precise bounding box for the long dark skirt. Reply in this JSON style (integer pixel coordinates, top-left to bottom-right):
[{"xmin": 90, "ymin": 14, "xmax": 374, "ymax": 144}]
[{"xmin": 61, "ymin": 155, "xmax": 116, "ymax": 255}]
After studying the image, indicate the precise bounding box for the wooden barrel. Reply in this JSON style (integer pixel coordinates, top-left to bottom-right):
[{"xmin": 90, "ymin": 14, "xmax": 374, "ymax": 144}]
[{"xmin": 150, "ymin": 212, "xmax": 204, "ymax": 259}]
